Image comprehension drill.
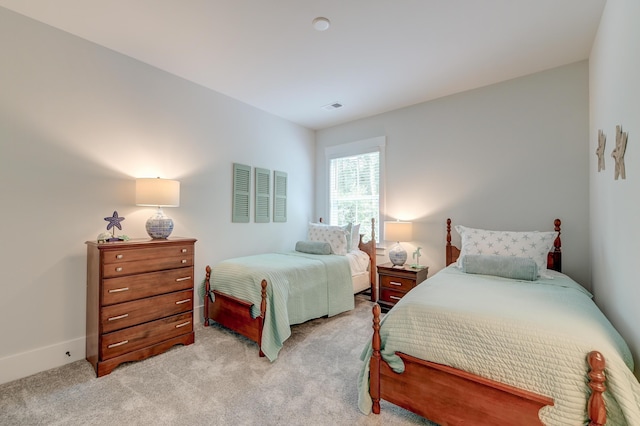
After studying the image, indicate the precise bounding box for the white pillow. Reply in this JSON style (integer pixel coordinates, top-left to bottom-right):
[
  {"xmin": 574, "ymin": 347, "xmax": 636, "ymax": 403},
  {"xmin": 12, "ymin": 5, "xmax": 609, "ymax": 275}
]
[
  {"xmin": 351, "ymin": 223, "xmax": 361, "ymax": 251},
  {"xmin": 455, "ymin": 225, "xmax": 557, "ymax": 276},
  {"xmin": 308, "ymin": 222, "xmax": 349, "ymax": 255}
]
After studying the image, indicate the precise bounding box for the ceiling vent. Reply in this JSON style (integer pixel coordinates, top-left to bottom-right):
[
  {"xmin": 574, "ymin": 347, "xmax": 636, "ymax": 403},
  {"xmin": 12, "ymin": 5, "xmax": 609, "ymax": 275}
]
[{"xmin": 322, "ymin": 102, "xmax": 343, "ymax": 111}]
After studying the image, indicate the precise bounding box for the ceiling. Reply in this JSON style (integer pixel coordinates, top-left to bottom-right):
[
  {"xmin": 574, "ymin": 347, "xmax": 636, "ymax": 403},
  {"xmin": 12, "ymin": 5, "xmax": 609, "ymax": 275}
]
[{"xmin": 0, "ymin": 0, "xmax": 607, "ymax": 130}]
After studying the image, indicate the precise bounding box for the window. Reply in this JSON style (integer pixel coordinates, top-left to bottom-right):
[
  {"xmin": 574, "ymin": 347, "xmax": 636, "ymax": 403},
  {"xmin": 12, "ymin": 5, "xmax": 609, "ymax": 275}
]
[{"xmin": 326, "ymin": 137, "xmax": 385, "ymax": 242}]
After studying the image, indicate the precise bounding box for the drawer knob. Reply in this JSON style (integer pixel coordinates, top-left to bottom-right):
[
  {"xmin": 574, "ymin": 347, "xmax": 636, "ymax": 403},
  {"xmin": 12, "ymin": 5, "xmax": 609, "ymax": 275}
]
[
  {"xmin": 181, "ymin": 259, "xmax": 187, "ymax": 264},
  {"xmin": 390, "ymin": 295, "xmax": 402, "ymax": 301},
  {"xmin": 115, "ymin": 267, "xmax": 123, "ymax": 272},
  {"xmin": 175, "ymin": 276, "xmax": 191, "ymax": 282},
  {"xmin": 175, "ymin": 321, "xmax": 191, "ymax": 328},
  {"xmin": 175, "ymin": 298, "xmax": 191, "ymax": 305},
  {"xmin": 181, "ymin": 248, "xmax": 187, "ymax": 253},
  {"xmin": 108, "ymin": 313, "xmax": 129, "ymax": 321},
  {"xmin": 108, "ymin": 287, "xmax": 129, "ymax": 293},
  {"xmin": 116, "ymin": 254, "xmax": 124, "ymax": 259},
  {"xmin": 389, "ymin": 281, "xmax": 402, "ymax": 286},
  {"xmin": 107, "ymin": 340, "xmax": 129, "ymax": 349}
]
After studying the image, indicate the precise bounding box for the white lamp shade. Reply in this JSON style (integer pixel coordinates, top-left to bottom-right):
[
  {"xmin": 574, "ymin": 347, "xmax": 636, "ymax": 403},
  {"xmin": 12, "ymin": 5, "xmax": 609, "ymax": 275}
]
[
  {"xmin": 384, "ymin": 221, "xmax": 412, "ymax": 242},
  {"xmin": 136, "ymin": 178, "xmax": 180, "ymax": 207}
]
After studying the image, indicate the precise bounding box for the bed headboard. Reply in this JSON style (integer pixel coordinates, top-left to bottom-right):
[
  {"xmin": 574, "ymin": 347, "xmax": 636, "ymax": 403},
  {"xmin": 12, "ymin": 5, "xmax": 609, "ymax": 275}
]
[{"xmin": 445, "ymin": 218, "xmax": 562, "ymax": 272}]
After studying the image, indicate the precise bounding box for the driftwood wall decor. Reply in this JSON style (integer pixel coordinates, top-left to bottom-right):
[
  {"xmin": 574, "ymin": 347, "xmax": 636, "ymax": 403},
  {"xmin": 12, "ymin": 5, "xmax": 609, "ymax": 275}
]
[
  {"xmin": 611, "ymin": 125, "xmax": 628, "ymax": 180},
  {"xmin": 596, "ymin": 129, "xmax": 606, "ymax": 172}
]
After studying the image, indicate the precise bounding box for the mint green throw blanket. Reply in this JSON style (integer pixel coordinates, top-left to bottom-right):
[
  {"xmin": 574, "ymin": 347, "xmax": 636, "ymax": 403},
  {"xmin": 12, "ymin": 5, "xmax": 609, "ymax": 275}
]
[
  {"xmin": 358, "ymin": 266, "xmax": 640, "ymax": 425},
  {"xmin": 211, "ymin": 252, "xmax": 353, "ymax": 361}
]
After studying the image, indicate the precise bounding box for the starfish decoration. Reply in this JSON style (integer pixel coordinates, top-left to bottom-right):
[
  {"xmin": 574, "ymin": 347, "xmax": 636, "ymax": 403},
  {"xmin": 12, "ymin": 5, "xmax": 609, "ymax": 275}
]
[{"xmin": 104, "ymin": 211, "xmax": 125, "ymax": 236}]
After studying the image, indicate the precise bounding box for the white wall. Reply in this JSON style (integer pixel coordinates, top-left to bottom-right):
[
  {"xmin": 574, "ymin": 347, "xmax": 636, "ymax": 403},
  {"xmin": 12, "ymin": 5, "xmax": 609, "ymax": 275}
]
[
  {"xmin": 316, "ymin": 62, "xmax": 590, "ymax": 285},
  {"xmin": 0, "ymin": 8, "xmax": 315, "ymax": 384},
  {"xmin": 589, "ymin": 0, "xmax": 640, "ymax": 377}
]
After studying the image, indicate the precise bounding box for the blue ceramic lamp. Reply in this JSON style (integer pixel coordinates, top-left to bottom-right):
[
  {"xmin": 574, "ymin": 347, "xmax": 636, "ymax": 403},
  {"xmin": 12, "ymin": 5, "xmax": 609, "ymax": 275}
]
[
  {"xmin": 135, "ymin": 177, "xmax": 180, "ymax": 239},
  {"xmin": 385, "ymin": 220, "xmax": 413, "ymax": 267}
]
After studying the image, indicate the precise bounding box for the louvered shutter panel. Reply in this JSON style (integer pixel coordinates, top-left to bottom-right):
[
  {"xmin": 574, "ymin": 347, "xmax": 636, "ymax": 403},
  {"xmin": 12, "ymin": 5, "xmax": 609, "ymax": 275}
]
[
  {"xmin": 273, "ymin": 171, "xmax": 287, "ymax": 222},
  {"xmin": 255, "ymin": 167, "xmax": 270, "ymax": 223},
  {"xmin": 232, "ymin": 163, "xmax": 251, "ymax": 223}
]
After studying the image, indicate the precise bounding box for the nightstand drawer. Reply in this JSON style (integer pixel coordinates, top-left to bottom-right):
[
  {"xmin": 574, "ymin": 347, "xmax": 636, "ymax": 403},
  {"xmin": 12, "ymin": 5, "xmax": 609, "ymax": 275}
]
[
  {"xmin": 380, "ymin": 275, "xmax": 415, "ymax": 292},
  {"xmin": 379, "ymin": 288, "xmax": 407, "ymax": 305},
  {"xmin": 101, "ymin": 311, "xmax": 193, "ymax": 360},
  {"xmin": 102, "ymin": 267, "xmax": 193, "ymax": 305},
  {"xmin": 101, "ymin": 289, "xmax": 193, "ymax": 333}
]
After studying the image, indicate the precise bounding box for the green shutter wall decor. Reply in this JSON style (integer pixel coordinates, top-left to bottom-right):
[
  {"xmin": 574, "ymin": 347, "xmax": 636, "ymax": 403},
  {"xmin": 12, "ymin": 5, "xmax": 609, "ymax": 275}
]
[
  {"xmin": 255, "ymin": 167, "xmax": 270, "ymax": 223},
  {"xmin": 273, "ymin": 170, "xmax": 287, "ymax": 222},
  {"xmin": 232, "ymin": 163, "xmax": 251, "ymax": 223}
]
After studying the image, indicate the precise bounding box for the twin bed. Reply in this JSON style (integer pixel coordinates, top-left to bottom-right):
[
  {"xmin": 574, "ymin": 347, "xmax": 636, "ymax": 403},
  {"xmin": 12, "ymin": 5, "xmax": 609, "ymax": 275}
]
[
  {"xmin": 360, "ymin": 219, "xmax": 640, "ymax": 425},
  {"xmin": 203, "ymin": 219, "xmax": 376, "ymax": 361}
]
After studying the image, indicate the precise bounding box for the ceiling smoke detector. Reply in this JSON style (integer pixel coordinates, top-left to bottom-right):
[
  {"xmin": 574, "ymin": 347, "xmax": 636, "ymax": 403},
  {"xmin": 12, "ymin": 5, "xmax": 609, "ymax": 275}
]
[
  {"xmin": 312, "ymin": 17, "xmax": 330, "ymax": 31},
  {"xmin": 322, "ymin": 102, "xmax": 343, "ymax": 111}
]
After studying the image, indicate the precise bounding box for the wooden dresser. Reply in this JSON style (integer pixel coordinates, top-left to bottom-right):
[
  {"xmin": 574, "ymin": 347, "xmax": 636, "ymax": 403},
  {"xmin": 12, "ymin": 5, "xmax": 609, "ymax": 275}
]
[
  {"xmin": 85, "ymin": 237, "xmax": 197, "ymax": 377},
  {"xmin": 377, "ymin": 263, "xmax": 428, "ymax": 312}
]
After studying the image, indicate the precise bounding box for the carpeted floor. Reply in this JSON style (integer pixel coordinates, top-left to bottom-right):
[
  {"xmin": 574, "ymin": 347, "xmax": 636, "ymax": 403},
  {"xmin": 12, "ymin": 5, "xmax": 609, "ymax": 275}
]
[{"xmin": 0, "ymin": 294, "xmax": 437, "ymax": 425}]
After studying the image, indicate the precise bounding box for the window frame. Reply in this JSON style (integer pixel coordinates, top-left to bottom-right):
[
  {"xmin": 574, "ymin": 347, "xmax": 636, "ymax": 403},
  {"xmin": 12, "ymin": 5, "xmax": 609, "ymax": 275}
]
[{"xmin": 325, "ymin": 136, "xmax": 386, "ymax": 242}]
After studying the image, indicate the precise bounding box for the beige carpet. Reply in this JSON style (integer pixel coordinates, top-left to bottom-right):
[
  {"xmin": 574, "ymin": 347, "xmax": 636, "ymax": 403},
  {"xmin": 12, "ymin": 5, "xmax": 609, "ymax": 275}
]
[{"xmin": 0, "ymin": 294, "xmax": 437, "ymax": 425}]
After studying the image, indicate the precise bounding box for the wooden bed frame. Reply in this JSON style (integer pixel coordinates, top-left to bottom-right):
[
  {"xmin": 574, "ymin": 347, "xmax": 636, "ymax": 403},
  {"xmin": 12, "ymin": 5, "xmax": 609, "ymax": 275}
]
[
  {"xmin": 369, "ymin": 218, "xmax": 608, "ymax": 426},
  {"xmin": 203, "ymin": 218, "xmax": 377, "ymax": 357}
]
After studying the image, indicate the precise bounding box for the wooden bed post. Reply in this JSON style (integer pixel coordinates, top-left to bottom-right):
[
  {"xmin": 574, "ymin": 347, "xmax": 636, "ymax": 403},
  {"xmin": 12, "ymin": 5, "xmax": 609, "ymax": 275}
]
[
  {"xmin": 258, "ymin": 279, "xmax": 267, "ymax": 357},
  {"xmin": 588, "ymin": 351, "xmax": 607, "ymax": 426},
  {"xmin": 370, "ymin": 304, "xmax": 382, "ymax": 414},
  {"xmin": 204, "ymin": 265, "xmax": 212, "ymax": 326}
]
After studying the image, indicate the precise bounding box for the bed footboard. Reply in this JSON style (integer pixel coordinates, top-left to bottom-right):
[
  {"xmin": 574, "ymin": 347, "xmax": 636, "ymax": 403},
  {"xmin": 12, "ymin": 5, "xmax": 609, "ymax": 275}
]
[
  {"xmin": 369, "ymin": 304, "xmax": 607, "ymax": 425},
  {"xmin": 204, "ymin": 265, "xmax": 267, "ymax": 357}
]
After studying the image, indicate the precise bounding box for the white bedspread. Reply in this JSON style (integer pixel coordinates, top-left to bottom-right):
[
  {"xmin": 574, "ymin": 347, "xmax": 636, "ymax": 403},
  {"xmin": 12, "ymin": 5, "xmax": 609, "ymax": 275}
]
[{"xmin": 358, "ymin": 266, "xmax": 640, "ymax": 425}]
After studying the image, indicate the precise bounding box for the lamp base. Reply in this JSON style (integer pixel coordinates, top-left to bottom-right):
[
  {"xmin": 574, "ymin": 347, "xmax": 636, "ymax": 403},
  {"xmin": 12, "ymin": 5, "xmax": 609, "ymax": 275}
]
[
  {"xmin": 146, "ymin": 207, "xmax": 174, "ymax": 239},
  {"xmin": 389, "ymin": 242, "xmax": 407, "ymax": 266}
]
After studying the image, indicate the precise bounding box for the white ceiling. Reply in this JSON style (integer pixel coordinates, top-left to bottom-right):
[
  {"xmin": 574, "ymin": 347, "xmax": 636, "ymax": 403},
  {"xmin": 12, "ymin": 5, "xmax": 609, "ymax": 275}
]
[{"xmin": 0, "ymin": 0, "xmax": 606, "ymax": 130}]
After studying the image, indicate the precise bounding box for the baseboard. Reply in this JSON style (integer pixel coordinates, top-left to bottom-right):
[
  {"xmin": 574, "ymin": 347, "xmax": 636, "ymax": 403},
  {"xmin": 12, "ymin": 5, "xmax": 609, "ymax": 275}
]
[
  {"xmin": 0, "ymin": 336, "xmax": 86, "ymax": 385},
  {"xmin": 0, "ymin": 306, "xmax": 205, "ymax": 386}
]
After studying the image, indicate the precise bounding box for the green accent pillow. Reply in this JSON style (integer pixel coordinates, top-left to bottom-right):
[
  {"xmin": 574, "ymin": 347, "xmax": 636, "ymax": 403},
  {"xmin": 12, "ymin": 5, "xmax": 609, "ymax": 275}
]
[
  {"xmin": 461, "ymin": 254, "xmax": 538, "ymax": 281},
  {"xmin": 295, "ymin": 240, "xmax": 332, "ymax": 255}
]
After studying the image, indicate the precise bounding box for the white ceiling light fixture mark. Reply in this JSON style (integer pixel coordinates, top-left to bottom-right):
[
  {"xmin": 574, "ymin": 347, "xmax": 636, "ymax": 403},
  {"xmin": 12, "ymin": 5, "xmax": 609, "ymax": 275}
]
[{"xmin": 312, "ymin": 17, "xmax": 330, "ymax": 31}]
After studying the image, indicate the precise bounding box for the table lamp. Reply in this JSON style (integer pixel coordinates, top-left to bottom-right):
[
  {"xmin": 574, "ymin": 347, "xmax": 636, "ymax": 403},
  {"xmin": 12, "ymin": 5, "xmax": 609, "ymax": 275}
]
[
  {"xmin": 385, "ymin": 220, "xmax": 413, "ymax": 267},
  {"xmin": 136, "ymin": 177, "xmax": 180, "ymax": 239}
]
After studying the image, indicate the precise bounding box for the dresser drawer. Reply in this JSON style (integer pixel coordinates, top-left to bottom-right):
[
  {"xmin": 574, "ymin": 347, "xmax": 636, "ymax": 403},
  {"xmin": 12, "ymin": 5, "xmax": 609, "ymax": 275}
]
[
  {"xmin": 102, "ymin": 267, "xmax": 193, "ymax": 305},
  {"xmin": 380, "ymin": 275, "xmax": 415, "ymax": 292},
  {"xmin": 101, "ymin": 289, "xmax": 193, "ymax": 333},
  {"xmin": 102, "ymin": 244, "xmax": 194, "ymax": 265},
  {"xmin": 103, "ymin": 254, "xmax": 193, "ymax": 278},
  {"xmin": 101, "ymin": 311, "xmax": 193, "ymax": 360},
  {"xmin": 379, "ymin": 288, "xmax": 407, "ymax": 305}
]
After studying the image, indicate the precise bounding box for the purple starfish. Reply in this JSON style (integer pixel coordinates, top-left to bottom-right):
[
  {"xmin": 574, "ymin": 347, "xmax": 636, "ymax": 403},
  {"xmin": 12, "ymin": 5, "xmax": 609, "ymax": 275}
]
[{"xmin": 104, "ymin": 211, "xmax": 125, "ymax": 232}]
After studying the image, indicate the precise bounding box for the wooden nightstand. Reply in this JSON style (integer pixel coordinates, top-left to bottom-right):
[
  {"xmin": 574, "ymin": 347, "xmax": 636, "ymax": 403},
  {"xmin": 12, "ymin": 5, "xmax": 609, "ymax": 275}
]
[
  {"xmin": 377, "ymin": 263, "xmax": 428, "ymax": 311},
  {"xmin": 85, "ymin": 237, "xmax": 196, "ymax": 377}
]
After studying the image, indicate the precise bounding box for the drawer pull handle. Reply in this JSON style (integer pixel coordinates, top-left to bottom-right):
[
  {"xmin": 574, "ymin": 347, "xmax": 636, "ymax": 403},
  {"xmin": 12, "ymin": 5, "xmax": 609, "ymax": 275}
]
[
  {"xmin": 176, "ymin": 299, "xmax": 191, "ymax": 305},
  {"xmin": 389, "ymin": 281, "xmax": 402, "ymax": 286},
  {"xmin": 108, "ymin": 313, "xmax": 129, "ymax": 321},
  {"xmin": 181, "ymin": 248, "xmax": 187, "ymax": 253},
  {"xmin": 175, "ymin": 321, "xmax": 191, "ymax": 328},
  {"xmin": 175, "ymin": 276, "xmax": 192, "ymax": 282},
  {"xmin": 181, "ymin": 259, "xmax": 187, "ymax": 264},
  {"xmin": 116, "ymin": 254, "xmax": 124, "ymax": 259},
  {"xmin": 390, "ymin": 295, "xmax": 402, "ymax": 301},
  {"xmin": 115, "ymin": 267, "xmax": 123, "ymax": 272},
  {"xmin": 108, "ymin": 340, "xmax": 129, "ymax": 348},
  {"xmin": 108, "ymin": 287, "xmax": 129, "ymax": 293}
]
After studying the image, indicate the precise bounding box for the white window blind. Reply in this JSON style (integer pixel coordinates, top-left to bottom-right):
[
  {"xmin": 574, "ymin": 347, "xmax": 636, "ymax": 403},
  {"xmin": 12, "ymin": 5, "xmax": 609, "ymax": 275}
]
[{"xmin": 329, "ymin": 151, "xmax": 380, "ymax": 241}]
